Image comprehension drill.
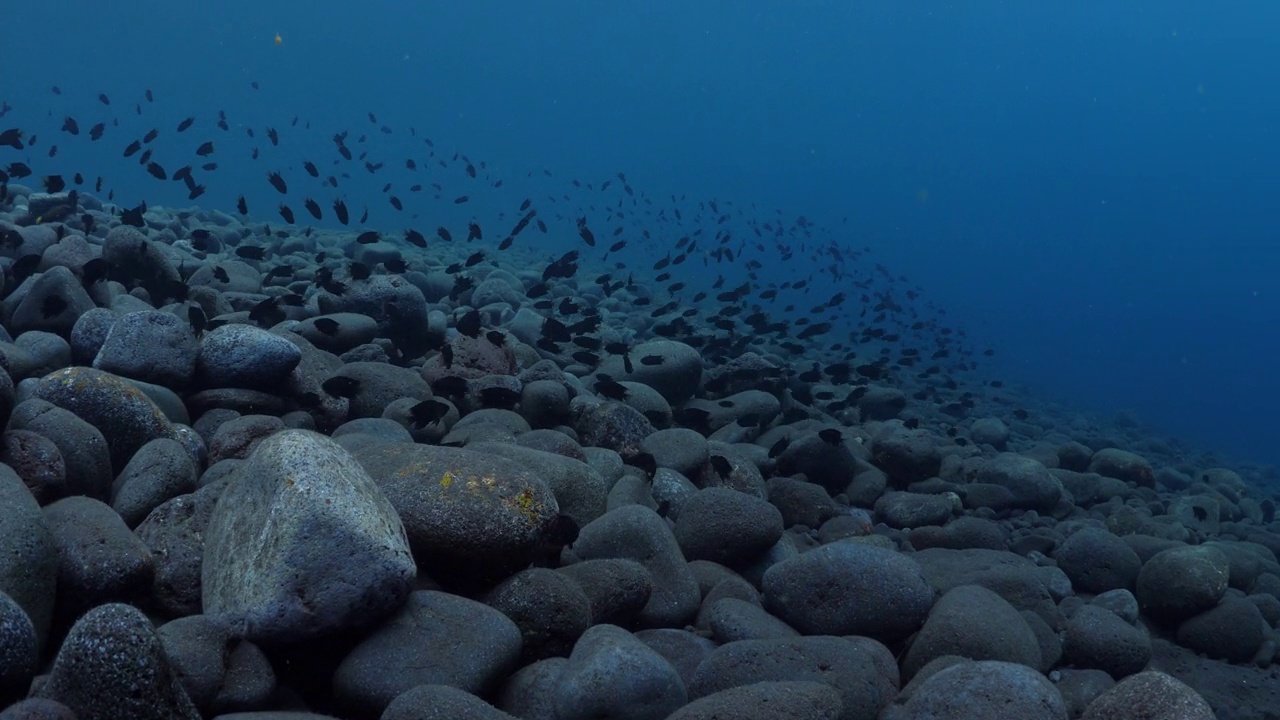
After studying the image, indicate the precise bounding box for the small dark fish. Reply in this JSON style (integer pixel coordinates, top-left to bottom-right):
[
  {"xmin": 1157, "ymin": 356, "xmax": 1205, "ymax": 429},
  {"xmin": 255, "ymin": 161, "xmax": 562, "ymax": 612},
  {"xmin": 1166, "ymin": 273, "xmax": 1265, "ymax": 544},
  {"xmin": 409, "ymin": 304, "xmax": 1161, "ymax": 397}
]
[
  {"xmin": 709, "ymin": 455, "xmax": 733, "ymax": 477},
  {"xmin": 639, "ymin": 355, "xmax": 663, "ymax": 366},
  {"xmin": 236, "ymin": 195, "xmax": 249, "ymax": 215},
  {"xmin": 349, "ymin": 262, "xmax": 371, "ymax": 280},
  {"xmin": 61, "ymin": 116, "xmax": 79, "ymax": 135},
  {"xmin": 313, "ymin": 318, "xmax": 340, "ymax": 335},
  {"xmin": 266, "ymin": 171, "xmax": 287, "ymax": 194},
  {"xmin": 98, "ymin": 93, "xmax": 110, "ymax": 105},
  {"xmin": 42, "ymin": 175, "xmax": 66, "ymax": 193},
  {"xmin": 321, "ymin": 376, "xmax": 361, "ymax": 399},
  {"xmin": 80, "ymin": 258, "xmax": 107, "ymax": 286},
  {"xmin": 187, "ymin": 305, "xmax": 207, "ymax": 333},
  {"xmin": 121, "ymin": 202, "xmax": 147, "ymax": 227},
  {"xmin": 146, "ymin": 162, "xmax": 167, "ymax": 180},
  {"xmin": 10, "ymin": 254, "xmax": 41, "ymax": 283},
  {"xmin": 436, "ymin": 226, "xmax": 452, "ymax": 242},
  {"xmin": 266, "ymin": 127, "xmax": 279, "ymax": 146},
  {"xmin": 212, "ymin": 266, "xmax": 230, "ymax": 282},
  {"xmin": 236, "ymin": 245, "xmax": 266, "ymax": 260},
  {"xmin": 404, "ymin": 228, "xmax": 427, "ymax": 248},
  {"xmin": 356, "ymin": 231, "xmax": 380, "ymax": 244},
  {"xmin": 303, "ymin": 198, "xmax": 322, "ymax": 220},
  {"xmin": 453, "ymin": 195, "xmax": 469, "ymax": 204},
  {"xmin": 122, "ymin": 139, "xmax": 142, "ymax": 157},
  {"xmin": 143, "ymin": 128, "xmax": 158, "ymax": 143},
  {"xmin": 267, "ymin": 265, "xmax": 294, "ymax": 278},
  {"xmin": 278, "ymin": 204, "xmax": 294, "ymax": 223},
  {"xmin": 176, "ymin": 117, "xmax": 195, "ymax": 132},
  {"xmin": 333, "ymin": 199, "xmax": 349, "ymax": 225},
  {"xmin": 303, "ymin": 160, "xmax": 319, "ymax": 177},
  {"xmin": 767, "ymin": 437, "xmax": 790, "ymax": 459},
  {"xmin": 408, "ymin": 398, "xmax": 451, "ymax": 426},
  {"xmin": 497, "ymin": 236, "xmax": 513, "ymax": 251},
  {"xmin": 385, "ymin": 258, "xmax": 407, "ymax": 273},
  {"xmin": 486, "ymin": 330, "xmax": 505, "ymax": 346},
  {"xmin": 456, "ymin": 309, "xmax": 482, "ymax": 338},
  {"xmin": 465, "ymin": 251, "xmax": 484, "ymax": 267},
  {"xmin": 0, "ymin": 128, "xmax": 23, "ymax": 149},
  {"xmin": 41, "ymin": 294, "xmax": 67, "ymax": 319},
  {"xmin": 594, "ymin": 377, "xmax": 629, "ymax": 400},
  {"xmin": 195, "ymin": 141, "xmax": 214, "ymax": 156},
  {"xmin": 467, "ymin": 222, "xmax": 482, "ymax": 241},
  {"xmin": 818, "ymin": 428, "xmax": 843, "ymax": 446},
  {"xmin": 480, "ymin": 386, "xmax": 521, "ymax": 409}
]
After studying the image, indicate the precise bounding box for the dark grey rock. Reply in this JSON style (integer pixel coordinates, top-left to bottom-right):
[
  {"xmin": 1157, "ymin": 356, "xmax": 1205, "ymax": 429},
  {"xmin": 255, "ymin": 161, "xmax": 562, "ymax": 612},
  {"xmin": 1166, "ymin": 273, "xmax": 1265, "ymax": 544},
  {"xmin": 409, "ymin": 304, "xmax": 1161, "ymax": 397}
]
[
  {"xmin": 195, "ymin": 324, "xmax": 302, "ymax": 390},
  {"xmin": 135, "ymin": 479, "xmax": 226, "ymax": 618},
  {"xmin": 690, "ymin": 635, "xmax": 896, "ymax": 720},
  {"xmin": 486, "ymin": 568, "xmax": 592, "ymax": 662},
  {"xmin": 33, "ymin": 603, "xmax": 201, "ymax": 720},
  {"xmin": 886, "ymin": 660, "xmax": 1065, "ymax": 720},
  {"xmin": 0, "ymin": 429, "xmax": 66, "ymax": 504},
  {"xmin": 202, "ymin": 430, "xmax": 415, "ymax": 645},
  {"xmin": 1054, "ymin": 528, "xmax": 1142, "ymax": 594},
  {"xmin": 901, "ymin": 584, "xmax": 1041, "ymax": 680},
  {"xmin": 0, "ymin": 589, "xmax": 36, "ymax": 704},
  {"xmin": 351, "ymin": 441, "xmax": 559, "ymax": 589},
  {"xmin": 762, "ymin": 541, "xmax": 933, "ymax": 643},
  {"xmin": 383, "ymin": 684, "xmax": 519, "ymax": 720},
  {"xmin": 557, "ymin": 558, "xmax": 653, "ymax": 627},
  {"xmin": 1064, "ymin": 604, "xmax": 1152, "ymax": 678},
  {"xmin": 111, "ymin": 437, "xmax": 198, "ymax": 528},
  {"xmin": 333, "ymin": 591, "xmax": 522, "ymax": 718},
  {"xmin": 33, "ymin": 366, "xmax": 179, "ymax": 472},
  {"xmin": 8, "ymin": 266, "xmax": 96, "ymax": 337},
  {"xmin": 571, "ymin": 505, "xmax": 701, "ymax": 628},
  {"xmin": 667, "ymin": 681, "xmax": 842, "ymax": 720},
  {"xmin": 673, "ymin": 487, "xmax": 783, "ymax": 568},
  {"xmin": 43, "ymin": 495, "xmax": 154, "ymax": 623},
  {"xmin": 1135, "ymin": 545, "xmax": 1229, "ymax": 624},
  {"xmin": 0, "ymin": 461, "xmax": 57, "ymax": 654},
  {"xmin": 93, "ymin": 310, "xmax": 199, "ymax": 389},
  {"xmin": 555, "ymin": 624, "xmax": 687, "ymax": 720}
]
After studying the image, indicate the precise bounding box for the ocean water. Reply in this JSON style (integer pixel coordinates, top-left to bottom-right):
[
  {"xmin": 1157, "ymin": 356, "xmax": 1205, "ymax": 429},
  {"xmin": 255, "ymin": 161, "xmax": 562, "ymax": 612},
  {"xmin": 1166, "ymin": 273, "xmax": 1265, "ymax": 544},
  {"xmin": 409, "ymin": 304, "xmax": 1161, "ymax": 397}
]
[{"xmin": 4, "ymin": 0, "xmax": 1278, "ymax": 469}]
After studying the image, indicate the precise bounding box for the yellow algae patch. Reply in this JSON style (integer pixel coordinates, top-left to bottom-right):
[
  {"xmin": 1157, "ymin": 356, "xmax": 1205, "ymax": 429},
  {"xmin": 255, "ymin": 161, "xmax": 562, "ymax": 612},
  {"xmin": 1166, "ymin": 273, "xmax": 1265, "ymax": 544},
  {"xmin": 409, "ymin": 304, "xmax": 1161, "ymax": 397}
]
[{"xmin": 440, "ymin": 471, "xmax": 455, "ymax": 489}]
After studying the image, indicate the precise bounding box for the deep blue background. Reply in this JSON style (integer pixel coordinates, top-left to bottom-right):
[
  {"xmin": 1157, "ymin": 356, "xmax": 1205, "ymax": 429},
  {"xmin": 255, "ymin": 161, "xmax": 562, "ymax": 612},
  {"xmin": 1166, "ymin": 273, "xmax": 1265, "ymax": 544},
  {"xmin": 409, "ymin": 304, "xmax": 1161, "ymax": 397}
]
[{"xmin": 5, "ymin": 2, "xmax": 1278, "ymax": 465}]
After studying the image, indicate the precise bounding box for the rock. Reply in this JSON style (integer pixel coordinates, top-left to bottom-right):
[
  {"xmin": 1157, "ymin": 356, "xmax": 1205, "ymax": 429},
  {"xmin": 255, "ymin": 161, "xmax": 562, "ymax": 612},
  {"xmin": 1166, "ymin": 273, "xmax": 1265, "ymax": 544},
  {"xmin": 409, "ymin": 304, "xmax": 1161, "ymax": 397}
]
[
  {"xmin": 595, "ymin": 340, "xmax": 702, "ymax": 405},
  {"xmin": 42, "ymin": 496, "xmax": 154, "ymax": 624},
  {"xmin": 667, "ymin": 681, "xmax": 842, "ymax": 720},
  {"xmin": 1087, "ymin": 448, "xmax": 1155, "ymax": 488},
  {"xmin": 194, "ymin": 324, "xmax": 302, "ymax": 390},
  {"xmin": 970, "ymin": 453, "xmax": 1063, "ymax": 513},
  {"xmin": 557, "ymin": 559, "xmax": 653, "ymax": 627},
  {"xmin": 1063, "ymin": 605, "xmax": 1152, "ymax": 678},
  {"xmin": 111, "ymin": 437, "xmax": 199, "ymax": 528},
  {"xmin": 640, "ymin": 428, "xmax": 709, "ymax": 477},
  {"xmin": 555, "ymin": 624, "xmax": 687, "ymax": 720},
  {"xmin": 901, "ymin": 584, "xmax": 1041, "ymax": 680},
  {"xmin": 33, "ymin": 603, "xmax": 201, "ymax": 720},
  {"xmin": 333, "ymin": 591, "xmax": 522, "ymax": 717},
  {"xmin": 93, "ymin": 310, "xmax": 199, "ymax": 389},
  {"xmin": 762, "ymin": 541, "xmax": 933, "ymax": 643},
  {"xmin": 571, "ymin": 505, "xmax": 701, "ymax": 628},
  {"xmin": 888, "ymin": 660, "xmax": 1065, "ymax": 720},
  {"xmin": 775, "ymin": 430, "xmax": 866, "ymax": 495},
  {"xmin": 383, "ymin": 684, "xmax": 520, "ymax": 720},
  {"xmin": 689, "ymin": 635, "xmax": 896, "ymax": 720},
  {"xmin": 350, "ymin": 441, "xmax": 559, "ymax": 588},
  {"xmin": 969, "ymin": 417, "xmax": 1010, "ymax": 448},
  {"xmin": 673, "ymin": 488, "xmax": 783, "ymax": 568},
  {"xmin": 317, "ymin": 274, "xmax": 431, "ymax": 357},
  {"xmin": 1175, "ymin": 594, "xmax": 1266, "ymax": 663},
  {"xmin": 292, "ymin": 313, "xmax": 377, "ymax": 354},
  {"xmin": 485, "ymin": 568, "xmax": 593, "ymax": 662},
  {"xmin": 0, "ymin": 428, "xmax": 65, "ymax": 505},
  {"xmin": 201, "ymin": 430, "xmax": 416, "ymax": 645},
  {"xmin": 322, "ymin": 361, "xmax": 431, "ymax": 419},
  {"xmin": 1135, "ymin": 545, "xmax": 1230, "ymax": 624},
  {"xmin": 1054, "ymin": 528, "xmax": 1142, "ymax": 594},
  {"xmin": 8, "ymin": 266, "xmax": 96, "ymax": 337},
  {"xmin": 868, "ymin": 429, "xmax": 941, "ymax": 487},
  {"xmin": 0, "ymin": 590, "xmax": 37, "ymax": 703},
  {"xmin": 135, "ymin": 480, "xmax": 226, "ymax": 618},
  {"xmin": 7, "ymin": 399, "xmax": 112, "ymax": 501},
  {"xmin": 874, "ymin": 491, "xmax": 955, "ymax": 529},
  {"xmin": 33, "ymin": 366, "xmax": 179, "ymax": 471},
  {"xmin": 1079, "ymin": 671, "xmax": 1214, "ymax": 720},
  {"xmin": 577, "ymin": 401, "xmax": 656, "ymax": 459}
]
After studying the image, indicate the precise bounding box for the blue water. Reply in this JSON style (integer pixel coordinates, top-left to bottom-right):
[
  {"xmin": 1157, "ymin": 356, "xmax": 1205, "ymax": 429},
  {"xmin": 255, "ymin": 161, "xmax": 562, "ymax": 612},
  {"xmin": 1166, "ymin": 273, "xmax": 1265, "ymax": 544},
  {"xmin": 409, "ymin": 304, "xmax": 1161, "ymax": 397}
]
[{"xmin": 6, "ymin": 1, "xmax": 1278, "ymax": 466}]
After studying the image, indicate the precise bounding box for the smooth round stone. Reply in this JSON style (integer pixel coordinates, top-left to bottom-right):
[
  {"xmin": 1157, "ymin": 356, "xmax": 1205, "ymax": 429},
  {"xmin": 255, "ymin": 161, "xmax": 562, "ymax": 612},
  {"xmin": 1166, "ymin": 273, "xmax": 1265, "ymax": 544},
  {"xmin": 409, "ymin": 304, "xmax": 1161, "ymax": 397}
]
[
  {"xmin": 33, "ymin": 366, "xmax": 179, "ymax": 471},
  {"xmin": 92, "ymin": 310, "xmax": 199, "ymax": 390},
  {"xmin": 32, "ymin": 603, "xmax": 201, "ymax": 720},
  {"xmin": 194, "ymin": 324, "xmax": 302, "ymax": 390},
  {"xmin": 202, "ymin": 430, "xmax": 416, "ymax": 645}
]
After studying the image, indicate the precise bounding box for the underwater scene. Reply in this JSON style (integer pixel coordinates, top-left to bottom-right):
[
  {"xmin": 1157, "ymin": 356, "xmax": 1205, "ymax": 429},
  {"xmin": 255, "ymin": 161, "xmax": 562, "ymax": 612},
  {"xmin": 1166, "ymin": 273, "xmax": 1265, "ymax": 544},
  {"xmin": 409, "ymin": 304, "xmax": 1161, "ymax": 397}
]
[{"xmin": 0, "ymin": 2, "xmax": 1276, "ymax": 719}]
